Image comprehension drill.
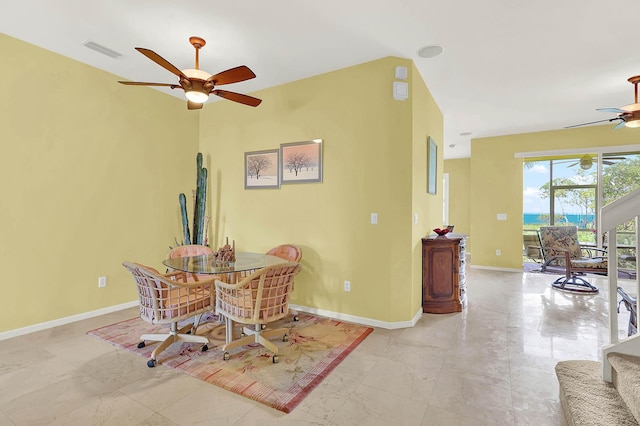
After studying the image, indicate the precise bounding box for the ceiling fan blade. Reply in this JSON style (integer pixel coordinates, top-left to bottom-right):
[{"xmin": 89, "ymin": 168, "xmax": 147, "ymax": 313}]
[
  {"xmin": 118, "ymin": 81, "xmax": 180, "ymax": 88},
  {"xmin": 213, "ymin": 90, "xmax": 262, "ymax": 107},
  {"xmin": 135, "ymin": 47, "xmax": 188, "ymax": 79},
  {"xmin": 613, "ymin": 121, "xmax": 626, "ymax": 130},
  {"xmin": 597, "ymin": 107, "xmax": 626, "ymax": 113},
  {"xmin": 568, "ymin": 162, "xmax": 579, "ymax": 167},
  {"xmin": 187, "ymin": 101, "xmax": 203, "ymax": 110},
  {"xmin": 207, "ymin": 66, "xmax": 256, "ymax": 85},
  {"xmin": 564, "ymin": 118, "xmax": 620, "ymax": 128}
]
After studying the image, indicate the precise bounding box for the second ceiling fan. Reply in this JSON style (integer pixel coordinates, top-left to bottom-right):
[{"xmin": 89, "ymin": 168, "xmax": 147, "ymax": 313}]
[{"xmin": 118, "ymin": 36, "xmax": 262, "ymax": 110}]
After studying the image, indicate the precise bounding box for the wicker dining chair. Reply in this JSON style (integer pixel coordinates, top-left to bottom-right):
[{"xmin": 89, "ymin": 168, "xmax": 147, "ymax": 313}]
[
  {"xmin": 166, "ymin": 244, "xmax": 214, "ymax": 282},
  {"xmin": 266, "ymin": 244, "xmax": 302, "ymax": 262},
  {"xmin": 266, "ymin": 244, "xmax": 302, "ymax": 320},
  {"xmin": 123, "ymin": 261, "xmax": 216, "ymax": 367},
  {"xmin": 215, "ymin": 262, "xmax": 301, "ymax": 363}
]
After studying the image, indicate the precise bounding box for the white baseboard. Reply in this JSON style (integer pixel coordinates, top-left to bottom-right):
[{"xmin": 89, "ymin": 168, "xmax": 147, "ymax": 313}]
[
  {"xmin": 1, "ymin": 300, "xmax": 423, "ymax": 340},
  {"xmin": 289, "ymin": 304, "xmax": 423, "ymax": 329},
  {"xmin": 0, "ymin": 301, "xmax": 138, "ymax": 341},
  {"xmin": 470, "ymin": 265, "xmax": 523, "ymax": 273}
]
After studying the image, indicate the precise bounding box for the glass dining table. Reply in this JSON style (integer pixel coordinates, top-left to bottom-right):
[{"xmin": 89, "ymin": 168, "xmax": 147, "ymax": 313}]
[
  {"xmin": 162, "ymin": 251, "xmax": 286, "ymax": 277},
  {"xmin": 162, "ymin": 251, "xmax": 287, "ymax": 343}
]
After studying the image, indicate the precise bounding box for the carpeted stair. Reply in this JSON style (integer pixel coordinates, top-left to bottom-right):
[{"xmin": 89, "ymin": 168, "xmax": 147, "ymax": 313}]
[{"xmin": 556, "ymin": 353, "xmax": 640, "ymax": 426}]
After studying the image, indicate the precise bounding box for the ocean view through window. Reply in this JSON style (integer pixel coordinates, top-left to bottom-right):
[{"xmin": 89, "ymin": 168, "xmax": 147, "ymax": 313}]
[{"xmin": 523, "ymin": 151, "xmax": 640, "ymax": 265}]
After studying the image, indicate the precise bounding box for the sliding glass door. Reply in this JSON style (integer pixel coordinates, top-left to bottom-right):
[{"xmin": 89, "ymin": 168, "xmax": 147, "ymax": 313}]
[{"xmin": 523, "ymin": 151, "xmax": 640, "ymax": 266}]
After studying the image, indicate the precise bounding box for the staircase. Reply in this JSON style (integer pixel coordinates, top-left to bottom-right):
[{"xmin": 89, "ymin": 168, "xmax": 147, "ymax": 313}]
[
  {"xmin": 556, "ymin": 188, "xmax": 640, "ymax": 425},
  {"xmin": 556, "ymin": 353, "xmax": 640, "ymax": 425}
]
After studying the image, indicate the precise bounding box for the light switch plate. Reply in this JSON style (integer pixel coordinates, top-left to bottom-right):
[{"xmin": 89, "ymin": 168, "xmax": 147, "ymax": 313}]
[
  {"xmin": 497, "ymin": 213, "xmax": 507, "ymax": 220},
  {"xmin": 371, "ymin": 213, "xmax": 378, "ymax": 224}
]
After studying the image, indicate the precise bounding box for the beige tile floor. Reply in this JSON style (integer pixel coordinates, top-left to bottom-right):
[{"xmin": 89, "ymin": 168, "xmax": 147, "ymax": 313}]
[{"xmin": 0, "ymin": 268, "xmax": 635, "ymax": 425}]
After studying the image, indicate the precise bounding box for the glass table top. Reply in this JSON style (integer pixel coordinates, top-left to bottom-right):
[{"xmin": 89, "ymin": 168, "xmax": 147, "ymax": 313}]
[{"xmin": 162, "ymin": 251, "xmax": 286, "ymax": 275}]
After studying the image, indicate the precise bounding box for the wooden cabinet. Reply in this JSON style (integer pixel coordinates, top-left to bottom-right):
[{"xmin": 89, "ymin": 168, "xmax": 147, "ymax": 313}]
[{"xmin": 421, "ymin": 234, "xmax": 467, "ymax": 313}]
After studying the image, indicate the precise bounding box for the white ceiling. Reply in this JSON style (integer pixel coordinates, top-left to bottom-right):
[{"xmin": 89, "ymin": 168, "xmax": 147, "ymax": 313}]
[{"xmin": 3, "ymin": 0, "xmax": 640, "ymax": 159}]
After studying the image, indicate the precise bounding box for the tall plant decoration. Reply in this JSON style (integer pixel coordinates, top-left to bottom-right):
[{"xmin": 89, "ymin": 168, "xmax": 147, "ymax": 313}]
[{"xmin": 178, "ymin": 152, "xmax": 208, "ymax": 246}]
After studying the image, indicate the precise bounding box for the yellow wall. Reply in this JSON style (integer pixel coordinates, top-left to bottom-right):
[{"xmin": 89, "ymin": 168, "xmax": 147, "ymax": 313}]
[
  {"xmin": 1, "ymin": 33, "xmax": 443, "ymax": 332},
  {"xmin": 0, "ymin": 34, "xmax": 199, "ymax": 332},
  {"xmin": 199, "ymin": 57, "xmax": 443, "ymax": 323},
  {"xmin": 443, "ymin": 158, "xmax": 471, "ymax": 251},
  {"xmin": 410, "ymin": 63, "xmax": 444, "ymax": 318},
  {"xmin": 469, "ymin": 125, "xmax": 640, "ymax": 269}
]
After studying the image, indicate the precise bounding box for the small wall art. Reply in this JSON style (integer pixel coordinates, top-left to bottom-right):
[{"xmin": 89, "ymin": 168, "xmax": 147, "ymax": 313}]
[
  {"xmin": 244, "ymin": 149, "xmax": 280, "ymax": 189},
  {"xmin": 427, "ymin": 136, "xmax": 437, "ymax": 195},
  {"xmin": 280, "ymin": 140, "xmax": 323, "ymax": 184}
]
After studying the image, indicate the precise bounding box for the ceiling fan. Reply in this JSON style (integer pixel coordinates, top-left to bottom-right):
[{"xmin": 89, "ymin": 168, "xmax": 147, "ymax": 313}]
[
  {"xmin": 555, "ymin": 154, "xmax": 626, "ymax": 170},
  {"xmin": 566, "ymin": 75, "xmax": 640, "ymax": 129},
  {"xmin": 118, "ymin": 36, "xmax": 262, "ymax": 110}
]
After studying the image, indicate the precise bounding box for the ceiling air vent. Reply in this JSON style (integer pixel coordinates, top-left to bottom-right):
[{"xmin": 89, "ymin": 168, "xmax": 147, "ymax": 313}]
[{"xmin": 82, "ymin": 41, "xmax": 122, "ymax": 59}]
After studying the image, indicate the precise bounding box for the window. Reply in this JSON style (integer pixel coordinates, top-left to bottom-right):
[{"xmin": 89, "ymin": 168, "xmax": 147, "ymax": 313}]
[{"xmin": 523, "ymin": 151, "xmax": 640, "ymax": 265}]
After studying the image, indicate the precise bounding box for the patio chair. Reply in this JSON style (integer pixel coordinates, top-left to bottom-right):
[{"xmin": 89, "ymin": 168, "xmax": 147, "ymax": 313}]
[
  {"xmin": 537, "ymin": 226, "xmax": 607, "ymax": 294},
  {"xmin": 617, "ymin": 287, "xmax": 638, "ymax": 336},
  {"xmin": 523, "ymin": 232, "xmax": 543, "ymax": 262}
]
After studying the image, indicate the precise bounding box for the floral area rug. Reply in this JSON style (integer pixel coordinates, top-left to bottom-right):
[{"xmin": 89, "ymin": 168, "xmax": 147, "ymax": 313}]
[{"xmin": 87, "ymin": 312, "xmax": 372, "ymax": 413}]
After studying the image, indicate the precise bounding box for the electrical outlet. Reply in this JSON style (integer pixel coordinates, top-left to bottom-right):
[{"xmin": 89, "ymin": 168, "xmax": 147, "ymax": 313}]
[
  {"xmin": 98, "ymin": 276, "xmax": 107, "ymax": 288},
  {"xmin": 370, "ymin": 213, "xmax": 378, "ymax": 224},
  {"xmin": 344, "ymin": 281, "xmax": 351, "ymax": 292},
  {"xmin": 496, "ymin": 249, "xmax": 501, "ymax": 256}
]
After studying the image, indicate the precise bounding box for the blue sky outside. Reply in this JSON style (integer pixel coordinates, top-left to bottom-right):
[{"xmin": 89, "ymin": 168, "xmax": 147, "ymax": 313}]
[{"xmin": 523, "ymin": 159, "xmax": 596, "ymax": 215}]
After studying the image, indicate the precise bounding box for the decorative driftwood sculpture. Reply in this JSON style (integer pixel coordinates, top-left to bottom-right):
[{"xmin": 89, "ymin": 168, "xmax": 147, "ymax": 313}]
[
  {"xmin": 177, "ymin": 152, "xmax": 208, "ymax": 246},
  {"xmin": 212, "ymin": 237, "xmax": 236, "ymax": 264}
]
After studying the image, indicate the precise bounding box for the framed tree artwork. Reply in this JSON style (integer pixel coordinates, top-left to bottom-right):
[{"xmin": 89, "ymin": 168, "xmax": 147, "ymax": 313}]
[
  {"xmin": 280, "ymin": 140, "xmax": 323, "ymax": 184},
  {"xmin": 244, "ymin": 149, "xmax": 280, "ymax": 189},
  {"xmin": 427, "ymin": 136, "xmax": 437, "ymax": 195}
]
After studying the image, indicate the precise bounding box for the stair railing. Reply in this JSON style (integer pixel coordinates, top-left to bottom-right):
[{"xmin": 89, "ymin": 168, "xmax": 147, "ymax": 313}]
[{"xmin": 601, "ymin": 188, "xmax": 640, "ymax": 382}]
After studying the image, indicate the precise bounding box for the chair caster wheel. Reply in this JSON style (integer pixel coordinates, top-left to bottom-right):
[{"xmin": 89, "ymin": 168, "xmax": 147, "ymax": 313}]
[
  {"xmin": 261, "ymin": 324, "xmax": 266, "ymax": 330},
  {"xmin": 147, "ymin": 359, "xmax": 156, "ymax": 368},
  {"xmin": 223, "ymin": 352, "xmax": 230, "ymax": 361},
  {"xmin": 282, "ymin": 334, "xmax": 289, "ymax": 342},
  {"xmin": 272, "ymin": 355, "xmax": 279, "ymax": 364},
  {"xmin": 201, "ymin": 344, "xmax": 208, "ymax": 352},
  {"xmin": 137, "ymin": 341, "xmax": 146, "ymax": 349},
  {"xmin": 240, "ymin": 332, "xmax": 246, "ymax": 337},
  {"xmin": 293, "ymin": 315, "xmax": 299, "ymax": 321}
]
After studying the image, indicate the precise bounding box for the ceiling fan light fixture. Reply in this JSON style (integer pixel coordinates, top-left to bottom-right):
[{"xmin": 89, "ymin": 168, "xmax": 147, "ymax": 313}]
[
  {"xmin": 624, "ymin": 119, "xmax": 640, "ymax": 128},
  {"xmin": 579, "ymin": 155, "xmax": 593, "ymax": 170},
  {"xmin": 182, "ymin": 68, "xmax": 212, "ymax": 103},
  {"xmin": 185, "ymin": 91, "xmax": 209, "ymax": 103}
]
